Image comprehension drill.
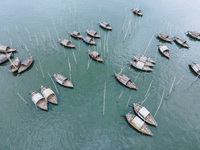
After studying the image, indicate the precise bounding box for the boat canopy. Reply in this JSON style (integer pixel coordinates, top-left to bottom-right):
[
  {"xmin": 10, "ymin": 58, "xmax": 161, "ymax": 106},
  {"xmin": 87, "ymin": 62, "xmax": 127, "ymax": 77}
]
[
  {"xmin": 61, "ymin": 39, "xmax": 71, "ymax": 45},
  {"xmin": 22, "ymin": 58, "xmax": 32, "ymax": 66},
  {"xmin": 72, "ymin": 31, "xmax": 79, "ymax": 36},
  {"xmin": 90, "ymin": 30, "xmax": 97, "ymax": 35},
  {"xmin": 160, "ymin": 45, "xmax": 168, "ymax": 52},
  {"xmin": 92, "ymin": 51, "xmax": 99, "ymax": 57},
  {"xmin": 120, "ymin": 75, "xmax": 130, "ymax": 85},
  {"xmin": 192, "ymin": 31, "xmax": 200, "ymax": 36},
  {"xmin": 134, "ymin": 8, "xmax": 140, "ymax": 12},
  {"xmin": 32, "ymin": 93, "xmax": 44, "ymax": 105},
  {"xmin": 12, "ymin": 58, "xmax": 19, "ymax": 66},
  {"xmin": 0, "ymin": 54, "xmax": 7, "ymax": 62},
  {"xmin": 161, "ymin": 34, "xmax": 169, "ymax": 38},
  {"xmin": 56, "ymin": 74, "xmax": 67, "ymax": 84},
  {"xmin": 0, "ymin": 45, "xmax": 9, "ymax": 51},
  {"xmin": 136, "ymin": 61, "xmax": 145, "ymax": 69},
  {"xmin": 85, "ymin": 37, "xmax": 92, "ymax": 43},
  {"xmin": 132, "ymin": 116, "xmax": 144, "ymax": 129},
  {"xmin": 192, "ymin": 65, "xmax": 200, "ymax": 72},
  {"xmin": 42, "ymin": 88, "xmax": 54, "ymax": 99},
  {"xmin": 139, "ymin": 107, "xmax": 150, "ymax": 118}
]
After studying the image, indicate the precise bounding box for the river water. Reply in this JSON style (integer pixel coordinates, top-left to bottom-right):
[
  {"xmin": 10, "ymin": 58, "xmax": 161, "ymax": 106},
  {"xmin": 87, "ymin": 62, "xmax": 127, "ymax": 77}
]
[{"xmin": 0, "ymin": 0, "xmax": 200, "ymax": 149}]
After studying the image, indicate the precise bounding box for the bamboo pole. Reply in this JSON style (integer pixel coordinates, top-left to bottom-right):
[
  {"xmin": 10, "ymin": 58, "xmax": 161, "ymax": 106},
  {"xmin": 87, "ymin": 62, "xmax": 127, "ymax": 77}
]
[
  {"xmin": 40, "ymin": 29, "xmax": 46, "ymax": 42},
  {"xmin": 134, "ymin": 71, "xmax": 141, "ymax": 82},
  {"xmin": 144, "ymin": 80, "xmax": 153, "ymax": 98},
  {"xmin": 168, "ymin": 77, "xmax": 176, "ymax": 95},
  {"xmin": 17, "ymin": 93, "xmax": 28, "ymax": 105},
  {"xmin": 174, "ymin": 75, "xmax": 184, "ymax": 88},
  {"xmin": 9, "ymin": 38, "xmax": 12, "ymax": 47},
  {"xmin": 126, "ymin": 95, "xmax": 132, "ymax": 109},
  {"xmin": 51, "ymin": 18, "xmax": 60, "ymax": 40},
  {"xmin": 15, "ymin": 25, "xmax": 19, "ymax": 32},
  {"xmin": 123, "ymin": 15, "xmax": 133, "ymax": 41},
  {"xmin": 191, "ymin": 74, "xmax": 200, "ymax": 85},
  {"xmin": 144, "ymin": 34, "xmax": 155, "ymax": 55},
  {"xmin": 103, "ymin": 82, "xmax": 106, "ymax": 116},
  {"xmin": 154, "ymin": 90, "xmax": 165, "ymax": 118},
  {"xmin": 68, "ymin": 57, "xmax": 71, "ymax": 80},
  {"xmin": 47, "ymin": 72, "xmax": 59, "ymax": 95},
  {"xmin": 141, "ymin": 93, "xmax": 150, "ymax": 105},
  {"xmin": 37, "ymin": 56, "xmax": 45, "ymax": 78},
  {"xmin": 25, "ymin": 27, "xmax": 32, "ymax": 42},
  {"xmin": 87, "ymin": 57, "xmax": 92, "ymax": 71},
  {"xmin": 72, "ymin": 51, "xmax": 77, "ymax": 65},
  {"xmin": 35, "ymin": 33, "xmax": 39, "ymax": 46},
  {"xmin": 116, "ymin": 91, "xmax": 124, "ymax": 103}
]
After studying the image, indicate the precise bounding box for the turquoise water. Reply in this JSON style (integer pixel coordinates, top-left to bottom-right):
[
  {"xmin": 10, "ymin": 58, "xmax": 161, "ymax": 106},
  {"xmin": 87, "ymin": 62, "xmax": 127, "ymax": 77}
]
[{"xmin": 0, "ymin": 0, "xmax": 200, "ymax": 149}]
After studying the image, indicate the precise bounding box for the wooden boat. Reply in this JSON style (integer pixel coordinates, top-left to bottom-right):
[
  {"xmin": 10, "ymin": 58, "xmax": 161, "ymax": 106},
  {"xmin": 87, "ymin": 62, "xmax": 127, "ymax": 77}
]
[
  {"xmin": 86, "ymin": 30, "xmax": 101, "ymax": 38},
  {"xmin": 125, "ymin": 113, "xmax": 153, "ymax": 136},
  {"xmin": 70, "ymin": 31, "xmax": 83, "ymax": 39},
  {"xmin": 10, "ymin": 57, "xmax": 20, "ymax": 72},
  {"xmin": 0, "ymin": 52, "xmax": 12, "ymax": 64},
  {"xmin": 186, "ymin": 31, "xmax": 200, "ymax": 40},
  {"xmin": 89, "ymin": 50, "xmax": 103, "ymax": 62},
  {"xmin": 134, "ymin": 56, "xmax": 155, "ymax": 67},
  {"xmin": 130, "ymin": 60, "xmax": 153, "ymax": 72},
  {"xmin": 54, "ymin": 74, "xmax": 73, "ymax": 88},
  {"xmin": 30, "ymin": 91, "xmax": 48, "ymax": 111},
  {"xmin": 41, "ymin": 86, "xmax": 58, "ymax": 105},
  {"xmin": 115, "ymin": 73, "xmax": 137, "ymax": 90},
  {"xmin": 59, "ymin": 39, "xmax": 75, "ymax": 48},
  {"xmin": 99, "ymin": 22, "xmax": 112, "ymax": 30},
  {"xmin": 83, "ymin": 37, "xmax": 96, "ymax": 45},
  {"xmin": 190, "ymin": 62, "xmax": 200, "ymax": 76},
  {"xmin": 0, "ymin": 44, "xmax": 16, "ymax": 53},
  {"xmin": 132, "ymin": 8, "xmax": 143, "ymax": 16},
  {"xmin": 173, "ymin": 37, "xmax": 189, "ymax": 48},
  {"xmin": 133, "ymin": 103, "xmax": 158, "ymax": 126},
  {"xmin": 18, "ymin": 56, "xmax": 33, "ymax": 73},
  {"xmin": 158, "ymin": 45, "xmax": 170, "ymax": 59},
  {"xmin": 157, "ymin": 33, "xmax": 173, "ymax": 43}
]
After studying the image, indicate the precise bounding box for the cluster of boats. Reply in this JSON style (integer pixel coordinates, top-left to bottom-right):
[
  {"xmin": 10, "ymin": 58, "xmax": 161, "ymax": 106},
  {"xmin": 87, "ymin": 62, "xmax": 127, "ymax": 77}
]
[
  {"xmin": 0, "ymin": 44, "xmax": 34, "ymax": 73},
  {"xmin": 59, "ymin": 22, "xmax": 112, "ymax": 48},
  {"xmin": 31, "ymin": 74, "xmax": 73, "ymax": 111},
  {"xmin": 31, "ymin": 86, "xmax": 58, "ymax": 111},
  {"xmin": 126, "ymin": 103, "xmax": 157, "ymax": 136}
]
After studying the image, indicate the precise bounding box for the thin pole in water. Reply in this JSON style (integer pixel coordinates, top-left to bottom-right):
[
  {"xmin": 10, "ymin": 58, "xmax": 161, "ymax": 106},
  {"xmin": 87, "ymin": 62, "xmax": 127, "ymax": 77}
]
[
  {"xmin": 47, "ymin": 72, "xmax": 59, "ymax": 95},
  {"xmin": 154, "ymin": 90, "xmax": 165, "ymax": 118},
  {"xmin": 116, "ymin": 91, "xmax": 124, "ymax": 103},
  {"xmin": 17, "ymin": 93, "xmax": 28, "ymax": 105},
  {"xmin": 103, "ymin": 82, "xmax": 106, "ymax": 116}
]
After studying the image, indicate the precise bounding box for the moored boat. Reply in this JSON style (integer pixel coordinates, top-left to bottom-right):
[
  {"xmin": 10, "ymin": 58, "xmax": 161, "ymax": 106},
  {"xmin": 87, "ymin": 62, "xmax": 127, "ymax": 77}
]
[
  {"xmin": 157, "ymin": 33, "xmax": 173, "ymax": 43},
  {"xmin": 83, "ymin": 37, "xmax": 96, "ymax": 45},
  {"xmin": 158, "ymin": 45, "xmax": 170, "ymax": 59},
  {"xmin": 134, "ymin": 56, "xmax": 155, "ymax": 67},
  {"xmin": 10, "ymin": 57, "xmax": 20, "ymax": 72},
  {"xmin": 130, "ymin": 60, "xmax": 153, "ymax": 72},
  {"xmin": 133, "ymin": 103, "xmax": 158, "ymax": 126},
  {"xmin": 59, "ymin": 39, "xmax": 75, "ymax": 48},
  {"xmin": 54, "ymin": 74, "xmax": 73, "ymax": 88},
  {"xmin": 86, "ymin": 30, "xmax": 101, "ymax": 38},
  {"xmin": 70, "ymin": 31, "xmax": 83, "ymax": 39},
  {"xmin": 41, "ymin": 86, "xmax": 58, "ymax": 105},
  {"xmin": 99, "ymin": 22, "xmax": 112, "ymax": 30},
  {"xmin": 190, "ymin": 62, "xmax": 200, "ymax": 76},
  {"xmin": 135, "ymin": 55, "xmax": 155, "ymax": 64},
  {"xmin": 115, "ymin": 73, "xmax": 137, "ymax": 90},
  {"xmin": 0, "ymin": 52, "xmax": 12, "ymax": 64},
  {"xmin": 0, "ymin": 44, "xmax": 16, "ymax": 53},
  {"xmin": 132, "ymin": 8, "xmax": 143, "ymax": 16},
  {"xmin": 89, "ymin": 50, "xmax": 103, "ymax": 62},
  {"xmin": 30, "ymin": 91, "xmax": 48, "ymax": 111},
  {"xmin": 173, "ymin": 37, "xmax": 189, "ymax": 48},
  {"xmin": 18, "ymin": 56, "xmax": 33, "ymax": 73},
  {"xmin": 125, "ymin": 113, "xmax": 153, "ymax": 136},
  {"xmin": 186, "ymin": 31, "xmax": 200, "ymax": 40}
]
